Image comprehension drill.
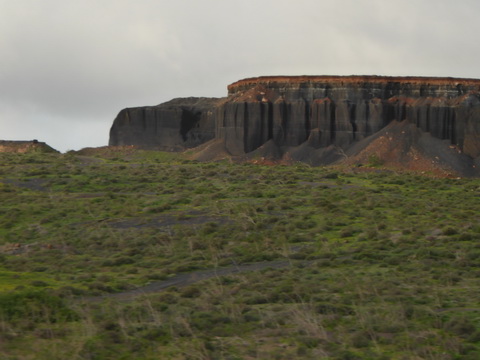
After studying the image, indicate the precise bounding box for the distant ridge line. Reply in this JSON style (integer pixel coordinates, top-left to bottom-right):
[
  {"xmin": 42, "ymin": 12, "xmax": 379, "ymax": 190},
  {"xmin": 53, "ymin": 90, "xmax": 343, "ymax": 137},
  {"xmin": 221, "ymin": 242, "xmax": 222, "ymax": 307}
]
[{"xmin": 228, "ymin": 75, "xmax": 480, "ymax": 92}]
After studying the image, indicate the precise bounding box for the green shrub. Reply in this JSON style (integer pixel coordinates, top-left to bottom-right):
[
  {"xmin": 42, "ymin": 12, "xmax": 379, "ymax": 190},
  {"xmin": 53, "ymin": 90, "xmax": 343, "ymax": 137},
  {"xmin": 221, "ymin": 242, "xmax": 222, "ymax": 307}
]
[
  {"xmin": 443, "ymin": 227, "xmax": 458, "ymax": 236},
  {"xmin": 0, "ymin": 289, "xmax": 78, "ymax": 322},
  {"xmin": 445, "ymin": 316, "xmax": 477, "ymax": 338},
  {"xmin": 368, "ymin": 154, "xmax": 383, "ymax": 167}
]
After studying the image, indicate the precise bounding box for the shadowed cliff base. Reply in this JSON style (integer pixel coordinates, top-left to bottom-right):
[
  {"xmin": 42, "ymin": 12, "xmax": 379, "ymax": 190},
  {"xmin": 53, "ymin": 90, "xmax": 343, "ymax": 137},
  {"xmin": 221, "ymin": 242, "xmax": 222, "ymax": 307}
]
[
  {"xmin": 189, "ymin": 120, "xmax": 479, "ymax": 177},
  {"xmin": 109, "ymin": 75, "xmax": 480, "ymax": 177}
]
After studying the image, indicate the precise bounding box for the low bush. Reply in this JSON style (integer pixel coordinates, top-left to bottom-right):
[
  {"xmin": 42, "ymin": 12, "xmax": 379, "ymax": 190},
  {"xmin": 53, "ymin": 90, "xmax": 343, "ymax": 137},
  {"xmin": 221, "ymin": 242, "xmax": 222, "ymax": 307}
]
[{"xmin": 0, "ymin": 289, "xmax": 78, "ymax": 323}]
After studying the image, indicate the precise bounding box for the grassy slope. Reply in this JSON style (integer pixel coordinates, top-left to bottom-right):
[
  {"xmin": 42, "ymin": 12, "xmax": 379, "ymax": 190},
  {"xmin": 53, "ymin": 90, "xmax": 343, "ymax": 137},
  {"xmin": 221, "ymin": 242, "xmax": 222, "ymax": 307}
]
[{"xmin": 0, "ymin": 150, "xmax": 479, "ymax": 359}]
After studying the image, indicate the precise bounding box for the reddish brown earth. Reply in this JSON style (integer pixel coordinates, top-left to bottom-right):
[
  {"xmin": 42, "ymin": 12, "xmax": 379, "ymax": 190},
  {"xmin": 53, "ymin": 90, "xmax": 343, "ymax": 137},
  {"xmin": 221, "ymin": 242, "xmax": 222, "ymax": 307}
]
[
  {"xmin": 227, "ymin": 75, "xmax": 480, "ymax": 94},
  {"xmin": 343, "ymin": 120, "xmax": 475, "ymax": 177}
]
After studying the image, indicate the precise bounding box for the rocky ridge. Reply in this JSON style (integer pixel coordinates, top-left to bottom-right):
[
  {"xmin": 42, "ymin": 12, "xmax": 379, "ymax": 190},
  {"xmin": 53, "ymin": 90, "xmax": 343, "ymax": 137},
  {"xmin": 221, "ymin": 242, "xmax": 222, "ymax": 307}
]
[
  {"xmin": 109, "ymin": 75, "xmax": 480, "ymax": 176},
  {"xmin": 109, "ymin": 97, "xmax": 221, "ymax": 151},
  {"xmin": 0, "ymin": 140, "xmax": 58, "ymax": 153}
]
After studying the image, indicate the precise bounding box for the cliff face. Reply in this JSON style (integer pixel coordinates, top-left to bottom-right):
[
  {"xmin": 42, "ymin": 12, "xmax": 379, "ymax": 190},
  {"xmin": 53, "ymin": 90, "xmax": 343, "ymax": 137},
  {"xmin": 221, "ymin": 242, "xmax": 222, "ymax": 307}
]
[
  {"xmin": 109, "ymin": 76, "xmax": 480, "ymax": 173},
  {"xmin": 109, "ymin": 97, "xmax": 222, "ymax": 151},
  {"xmin": 219, "ymin": 76, "xmax": 480, "ymax": 157}
]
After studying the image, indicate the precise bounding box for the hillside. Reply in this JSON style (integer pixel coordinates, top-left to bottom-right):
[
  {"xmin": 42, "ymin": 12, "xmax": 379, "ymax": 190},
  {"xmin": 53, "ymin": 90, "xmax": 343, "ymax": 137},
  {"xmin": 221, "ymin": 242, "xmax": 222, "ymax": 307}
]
[{"xmin": 1, "ymin": 149, "xmax": 480, "ymax": 359}]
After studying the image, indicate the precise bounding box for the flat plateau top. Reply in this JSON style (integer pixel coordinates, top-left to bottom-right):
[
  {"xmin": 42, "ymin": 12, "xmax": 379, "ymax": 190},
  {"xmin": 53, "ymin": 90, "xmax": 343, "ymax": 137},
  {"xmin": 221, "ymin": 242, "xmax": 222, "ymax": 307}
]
[{"xmin": 228, "ymin": 75, "xmax": 480, "ymax": 90}]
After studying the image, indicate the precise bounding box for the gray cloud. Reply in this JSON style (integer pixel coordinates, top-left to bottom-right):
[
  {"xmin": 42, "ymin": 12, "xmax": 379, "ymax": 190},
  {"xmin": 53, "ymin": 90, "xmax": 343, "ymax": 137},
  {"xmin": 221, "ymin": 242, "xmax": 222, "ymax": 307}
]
[{"xmin": 1, "ymin": 0, "xmax": 480, "ymax": 151}]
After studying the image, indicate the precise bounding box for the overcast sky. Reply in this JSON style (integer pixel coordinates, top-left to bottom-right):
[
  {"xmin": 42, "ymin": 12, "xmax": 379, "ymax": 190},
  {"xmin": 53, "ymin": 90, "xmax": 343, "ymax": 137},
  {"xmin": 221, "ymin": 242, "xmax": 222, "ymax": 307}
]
[{"xmin": 1, "ymin": 0, "xmax": 480, "ymax": 152}]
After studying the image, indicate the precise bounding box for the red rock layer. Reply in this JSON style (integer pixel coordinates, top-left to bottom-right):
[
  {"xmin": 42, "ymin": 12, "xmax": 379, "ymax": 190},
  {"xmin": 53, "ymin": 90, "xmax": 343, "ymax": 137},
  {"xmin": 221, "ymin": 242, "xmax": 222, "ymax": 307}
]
[{"xmin": 228, "ymin": 75, "xmax": 480, "ymax": 95}]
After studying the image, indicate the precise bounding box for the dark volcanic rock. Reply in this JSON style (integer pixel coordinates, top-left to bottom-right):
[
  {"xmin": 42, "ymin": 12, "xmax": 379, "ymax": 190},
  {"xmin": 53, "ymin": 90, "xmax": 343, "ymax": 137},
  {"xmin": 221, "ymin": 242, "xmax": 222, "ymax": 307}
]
[
  {"xmin": 109, "ymin": 75, "xmax": 480, "ymax": 175},
  {"xmin": 109, "ymin": 97, "xmax": 222, "ymax": 151},
  {"xmin": 221, "ymin": 76, "xmax": 480, "ymax": 158}
]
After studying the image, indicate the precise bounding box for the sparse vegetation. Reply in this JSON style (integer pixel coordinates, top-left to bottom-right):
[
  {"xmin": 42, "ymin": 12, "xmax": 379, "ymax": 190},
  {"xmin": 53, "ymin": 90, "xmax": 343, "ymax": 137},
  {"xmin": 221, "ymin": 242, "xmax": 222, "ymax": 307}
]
[{"xmin": 0, "ymin": 149, "xmax": 479, "ymax": 359}]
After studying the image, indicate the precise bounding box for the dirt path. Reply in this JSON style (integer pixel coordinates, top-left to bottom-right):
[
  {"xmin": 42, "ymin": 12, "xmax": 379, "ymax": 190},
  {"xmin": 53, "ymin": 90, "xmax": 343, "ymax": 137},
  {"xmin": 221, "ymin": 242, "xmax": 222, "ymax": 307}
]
[{"xmin": 88, "ymin": 260, "xmax": 301, "ymax": 302}]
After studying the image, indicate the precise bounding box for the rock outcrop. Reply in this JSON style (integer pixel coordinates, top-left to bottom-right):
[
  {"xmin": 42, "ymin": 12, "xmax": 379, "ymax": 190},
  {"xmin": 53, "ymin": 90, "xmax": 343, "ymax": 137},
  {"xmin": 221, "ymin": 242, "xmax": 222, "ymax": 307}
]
[
  {"xmin": 109, "ymin": 97, "xmax": 222, "ymax": 151},
  {"xmin": 220, "ymin": 76, "xmax": 480, "ymax": 157},
  {"xmin": 0, "ymin": 140, "xmax": 58, "ymax": 153},
  {"xmin": 109, "ymin": 75, "xmax": 480, "ymax": 175}
]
